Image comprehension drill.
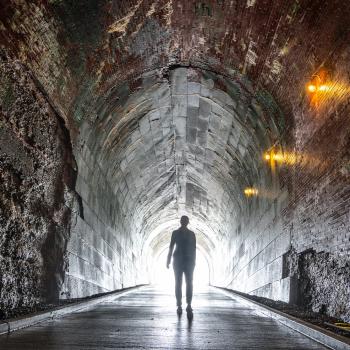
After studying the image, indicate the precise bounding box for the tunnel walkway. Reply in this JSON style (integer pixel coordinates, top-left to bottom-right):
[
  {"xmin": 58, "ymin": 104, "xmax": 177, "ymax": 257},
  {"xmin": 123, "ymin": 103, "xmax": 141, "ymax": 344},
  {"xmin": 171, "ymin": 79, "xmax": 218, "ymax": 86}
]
[{"xmin": 0, "ymin": 286, "xmax": 327, "ymax": 350}]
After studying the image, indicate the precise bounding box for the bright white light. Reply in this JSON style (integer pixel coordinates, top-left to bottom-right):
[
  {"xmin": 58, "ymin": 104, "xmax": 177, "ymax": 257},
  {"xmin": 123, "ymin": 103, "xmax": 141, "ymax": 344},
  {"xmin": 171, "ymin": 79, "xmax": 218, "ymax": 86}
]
[{"xmin": 152, "ymin": 248, "xmax": 210, "ymax": 291}]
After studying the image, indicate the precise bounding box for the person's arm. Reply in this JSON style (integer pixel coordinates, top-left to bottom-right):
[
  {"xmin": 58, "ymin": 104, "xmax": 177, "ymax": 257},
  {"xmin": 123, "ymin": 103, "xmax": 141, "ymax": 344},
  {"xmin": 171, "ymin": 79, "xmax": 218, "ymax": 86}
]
[
  {"xmin": 193, "ymin": 233, "xmax": 196, "ymax": 263},
  {"xmin": 166, "ymin": 232, "xmax": 176, "ymax": 268}
]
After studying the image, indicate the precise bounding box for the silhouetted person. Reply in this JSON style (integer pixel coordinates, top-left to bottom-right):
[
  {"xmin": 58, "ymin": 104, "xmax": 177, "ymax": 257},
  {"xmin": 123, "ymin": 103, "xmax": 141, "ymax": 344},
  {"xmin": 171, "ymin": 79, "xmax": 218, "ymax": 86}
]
[{"xmin": 166, "ymin": 215, "xmax": 196, "ymax": 319}]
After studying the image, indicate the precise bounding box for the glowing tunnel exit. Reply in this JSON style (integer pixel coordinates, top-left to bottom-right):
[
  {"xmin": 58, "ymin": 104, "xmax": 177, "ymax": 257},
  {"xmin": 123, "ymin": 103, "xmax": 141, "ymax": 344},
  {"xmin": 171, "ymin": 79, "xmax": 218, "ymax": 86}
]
[{"xmin": 150, "ymin": 248, "xmax": 211, "ymax": 290}]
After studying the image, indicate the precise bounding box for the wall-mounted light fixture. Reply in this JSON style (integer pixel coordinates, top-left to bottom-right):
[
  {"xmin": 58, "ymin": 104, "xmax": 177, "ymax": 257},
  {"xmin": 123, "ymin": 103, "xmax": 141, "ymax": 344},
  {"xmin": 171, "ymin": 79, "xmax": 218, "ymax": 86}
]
[
  {"xmin": 244, "ymin": 188, "xmax": 259, "ymax": 197},
  {"xmin": 305, "ymin": 69, "xmax": 337, "ymax": 108},
  {"xmin": 307, "ymin": 84, "xmax": 317, "ymax": 93},
  {"xmin": 307, "ymin": 83, "xmax": 330, "ymax": 94},
  {"xmin": 306, "ymin": 68, "xmax": 350, "ymax": 109},
  {"xmin": 263, "ymin": 149, "xmax": 296, "ymax": 166}
]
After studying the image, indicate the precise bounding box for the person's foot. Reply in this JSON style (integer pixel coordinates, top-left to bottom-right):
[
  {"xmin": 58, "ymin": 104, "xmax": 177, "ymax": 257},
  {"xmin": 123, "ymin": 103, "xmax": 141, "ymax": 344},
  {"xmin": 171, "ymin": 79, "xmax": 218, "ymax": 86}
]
[
  {"xmin": 177, "ymin": 306, "xmax": 182, "ymax": 315},
  {"xmin": 186, "ymin": 305, "xmax": 193, "ymax": 320}
]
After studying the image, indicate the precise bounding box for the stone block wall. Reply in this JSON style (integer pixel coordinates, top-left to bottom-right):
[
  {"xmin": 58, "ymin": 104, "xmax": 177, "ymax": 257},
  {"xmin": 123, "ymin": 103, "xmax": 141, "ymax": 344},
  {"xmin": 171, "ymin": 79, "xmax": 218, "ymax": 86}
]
[
  {"xmin": 223, "ymin": 193, "xmax": 291, "ymax": 302},
  {"xmin": 60, "ymin": 138, "xmax": 146, "ymax": 298},
  {"xmin": 61, "ymin": 215, "xmax": 120, "ymax": 298}
]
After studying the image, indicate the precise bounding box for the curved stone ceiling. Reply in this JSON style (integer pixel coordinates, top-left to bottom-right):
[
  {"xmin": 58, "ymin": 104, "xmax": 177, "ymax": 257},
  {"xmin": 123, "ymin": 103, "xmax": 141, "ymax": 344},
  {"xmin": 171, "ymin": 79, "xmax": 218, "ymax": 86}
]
[
  {"xmin": 2, "ymin": 0, "xmax": 347, "ymax": 131},
  {"xmin": 77, "ymin": 66, "xmax": 285, "ymax": 273}
]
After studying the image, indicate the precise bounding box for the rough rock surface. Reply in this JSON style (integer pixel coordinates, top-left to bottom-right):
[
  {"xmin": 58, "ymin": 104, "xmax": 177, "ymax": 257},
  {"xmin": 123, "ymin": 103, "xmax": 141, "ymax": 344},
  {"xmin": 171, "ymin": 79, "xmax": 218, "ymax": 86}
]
[
  {"xmin": 0, "ymin": 57, "xmax": 77, "ymax": 317},
  {"xmin": 298, "ymin": 250, "xmax": 350, "ymax": 322}
]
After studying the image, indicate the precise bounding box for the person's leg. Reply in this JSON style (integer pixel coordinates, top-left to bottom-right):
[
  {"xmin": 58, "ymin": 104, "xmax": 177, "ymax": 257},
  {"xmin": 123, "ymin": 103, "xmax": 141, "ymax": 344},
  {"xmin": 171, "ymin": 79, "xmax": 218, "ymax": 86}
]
[
  {"xmin": 184, "ymin": 263, "xmax": 195, "ymax": 307},
  {"xmin": 173, "ymin": 262, "xmax": 183, "ymax": 307}
]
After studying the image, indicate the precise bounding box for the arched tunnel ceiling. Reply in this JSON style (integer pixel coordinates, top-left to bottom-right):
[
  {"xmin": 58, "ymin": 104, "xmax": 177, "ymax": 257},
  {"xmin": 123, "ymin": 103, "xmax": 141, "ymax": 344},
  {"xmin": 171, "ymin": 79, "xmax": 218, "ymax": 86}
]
[
  {"xmin": 2, "ymin": 0, "xmax": 348, "ymax": 257},
  {"xmin": 80, "ymin": 66, "xmax": 284, "ymax": 257},
  {"xmin": 1, "ymin": 0, "xmax": 349, "ymax": 128}
]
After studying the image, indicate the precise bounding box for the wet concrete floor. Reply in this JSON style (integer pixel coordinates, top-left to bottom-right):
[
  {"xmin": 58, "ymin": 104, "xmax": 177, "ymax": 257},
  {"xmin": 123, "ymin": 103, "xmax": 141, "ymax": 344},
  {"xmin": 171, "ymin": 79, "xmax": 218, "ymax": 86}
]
[{"xmin": 0, "ymin": 286, "xmax": 327, "ymax": 349}]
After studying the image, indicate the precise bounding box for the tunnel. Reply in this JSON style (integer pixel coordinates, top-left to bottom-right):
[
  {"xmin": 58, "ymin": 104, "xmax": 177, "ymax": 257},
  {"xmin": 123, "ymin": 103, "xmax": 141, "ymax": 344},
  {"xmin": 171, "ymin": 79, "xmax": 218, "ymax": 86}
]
[{"xmin": 0, "ymin": 0, "xmax": 350, "ymax": 345}]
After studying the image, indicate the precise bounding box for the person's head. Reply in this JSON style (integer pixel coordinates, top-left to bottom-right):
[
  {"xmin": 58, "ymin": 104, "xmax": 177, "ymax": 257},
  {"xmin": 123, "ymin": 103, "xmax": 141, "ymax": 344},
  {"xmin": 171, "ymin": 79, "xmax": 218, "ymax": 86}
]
[{"xmin": 180, "ymin": 215, "xmax": 189, "ymax": 227}]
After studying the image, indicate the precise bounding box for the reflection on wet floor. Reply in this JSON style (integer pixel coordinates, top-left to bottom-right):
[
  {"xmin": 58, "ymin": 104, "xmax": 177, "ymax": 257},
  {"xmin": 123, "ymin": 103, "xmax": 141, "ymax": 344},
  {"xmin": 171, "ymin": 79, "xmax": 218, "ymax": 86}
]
[{"xmin": 0, "ymin": 286, "xmax": 327, "ymax": 349}]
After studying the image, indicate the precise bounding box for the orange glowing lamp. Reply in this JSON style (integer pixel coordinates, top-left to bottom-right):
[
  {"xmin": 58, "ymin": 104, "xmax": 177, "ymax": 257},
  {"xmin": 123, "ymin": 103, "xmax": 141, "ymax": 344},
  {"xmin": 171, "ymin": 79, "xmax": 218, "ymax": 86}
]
[
  {"xmin": 307, "ymin": 83, "xmax": 330, "ymax": 93},
  {"xmin": 244, "ymin": 188, "xmax": 259, "ymax": 197},
  {"xmin": 272, "ymin": 153, "xmax": 284, "ymax": 162},
  {"xmin": 264, "ymin": 149, "xmax": 297, "ymax": 166},
  {"xmin": 306, "ymin": 69, "xmax": 333, "ymax": 101},
  {"xmin": 318, "ymin": 84, "xmax": 329, "ymax": 92},
  {"xmin": 264, "ymin": 151, "xmax": 280, "ymax": 162},
  {"xmin": 307, "ymin": 84, "xmax": 317, "ymax": 93}
]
